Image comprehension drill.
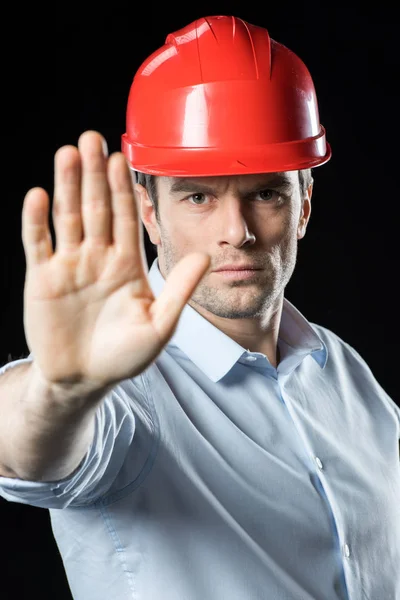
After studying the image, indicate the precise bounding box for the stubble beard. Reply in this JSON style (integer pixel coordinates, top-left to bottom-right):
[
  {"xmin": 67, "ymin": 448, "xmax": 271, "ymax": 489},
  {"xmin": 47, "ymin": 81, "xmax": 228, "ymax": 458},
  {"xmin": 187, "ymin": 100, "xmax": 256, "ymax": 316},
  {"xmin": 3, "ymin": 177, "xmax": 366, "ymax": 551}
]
[{"xmin": 159, "ymin": 230, "xmax": 299, "ymax": 321}]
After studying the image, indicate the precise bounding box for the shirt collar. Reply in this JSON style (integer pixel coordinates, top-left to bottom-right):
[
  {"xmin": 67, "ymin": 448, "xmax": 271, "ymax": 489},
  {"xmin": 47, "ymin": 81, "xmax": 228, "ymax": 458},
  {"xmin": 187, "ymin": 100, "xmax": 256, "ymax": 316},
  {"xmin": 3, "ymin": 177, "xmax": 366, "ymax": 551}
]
[{"xmin": 148, "ymin": 257, "xmax": 327, "ymax": 382}]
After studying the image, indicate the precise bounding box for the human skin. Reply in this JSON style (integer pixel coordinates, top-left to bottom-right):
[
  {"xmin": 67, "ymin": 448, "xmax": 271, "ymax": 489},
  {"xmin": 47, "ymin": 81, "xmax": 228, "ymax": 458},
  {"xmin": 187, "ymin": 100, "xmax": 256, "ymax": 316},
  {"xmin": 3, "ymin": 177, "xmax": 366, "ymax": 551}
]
[
  {"xmin": 136, "ymin": 172, "xmax": 312, "ymax": 368},
  {"xmin": 1, "ymin": 131, "xmax": 214, "ymax": 480}
]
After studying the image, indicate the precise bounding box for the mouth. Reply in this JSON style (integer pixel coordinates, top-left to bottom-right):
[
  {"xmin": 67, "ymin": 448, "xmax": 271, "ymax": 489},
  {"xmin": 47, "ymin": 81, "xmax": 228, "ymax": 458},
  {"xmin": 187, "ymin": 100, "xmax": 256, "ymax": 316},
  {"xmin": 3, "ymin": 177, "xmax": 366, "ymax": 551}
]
[{"xmin": 213, "ymin": 269, "xmax": 261, "ymax": 280}]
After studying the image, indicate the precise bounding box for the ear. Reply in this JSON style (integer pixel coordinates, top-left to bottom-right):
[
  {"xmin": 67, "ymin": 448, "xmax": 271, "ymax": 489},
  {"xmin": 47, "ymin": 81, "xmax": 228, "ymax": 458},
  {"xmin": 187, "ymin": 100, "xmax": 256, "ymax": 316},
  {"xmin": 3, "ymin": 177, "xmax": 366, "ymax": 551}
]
[
  {"xmin": 134, "ymin": 183, "xmax": 161, "ymax": 246},
  {"xmin": 297, "ymin": 181, "xmax": 313, "ymax": 240}
]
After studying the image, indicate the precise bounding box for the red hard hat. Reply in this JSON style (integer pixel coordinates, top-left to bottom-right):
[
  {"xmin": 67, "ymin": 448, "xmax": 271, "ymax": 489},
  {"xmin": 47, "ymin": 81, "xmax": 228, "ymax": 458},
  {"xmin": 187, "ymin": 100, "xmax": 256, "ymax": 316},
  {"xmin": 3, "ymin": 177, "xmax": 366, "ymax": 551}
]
[{"xmin": 122, "ymin": 15, "xmax": 331, "ymax": 176}]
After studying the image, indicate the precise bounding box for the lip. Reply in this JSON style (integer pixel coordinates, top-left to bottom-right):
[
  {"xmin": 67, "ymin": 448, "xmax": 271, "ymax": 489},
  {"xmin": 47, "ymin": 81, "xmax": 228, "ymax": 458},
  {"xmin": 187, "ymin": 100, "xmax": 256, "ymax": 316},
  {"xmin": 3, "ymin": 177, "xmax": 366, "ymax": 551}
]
[
  {"xmin": 213, "ymin": 268, "xmax": 261, "ymax": 280},
  {"xmin": 213, "ymin": 265, "xmax": 261, "ymax": 272}
]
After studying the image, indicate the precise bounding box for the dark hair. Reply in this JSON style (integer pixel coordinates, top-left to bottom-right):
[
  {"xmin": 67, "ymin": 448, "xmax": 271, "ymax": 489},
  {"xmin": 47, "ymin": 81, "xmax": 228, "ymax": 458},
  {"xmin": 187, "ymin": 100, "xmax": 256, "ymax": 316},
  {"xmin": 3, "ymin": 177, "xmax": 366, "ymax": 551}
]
[
  {"xmin": 135, "ymin": 171, "xmax": 161, "ymax": 222},
  {"xmin": 135, "ymin": 169, "xmax": 313, "ymax": 223},
  {"xmin": 298, "ymin": 169, "xmax": 313, "ymax": 200}
]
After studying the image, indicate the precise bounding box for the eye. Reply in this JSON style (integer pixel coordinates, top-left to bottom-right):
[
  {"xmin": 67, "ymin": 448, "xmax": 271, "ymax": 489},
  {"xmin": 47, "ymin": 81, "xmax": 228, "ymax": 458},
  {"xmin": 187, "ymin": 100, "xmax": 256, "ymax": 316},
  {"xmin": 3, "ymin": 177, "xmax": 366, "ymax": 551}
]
[
  {"xmin": 187, "ymin": 193, "xmax": 209, "ymax": 205},
  {"xmin": 256, "ymin": 189, "xmax": 278, "ymax": 201}
]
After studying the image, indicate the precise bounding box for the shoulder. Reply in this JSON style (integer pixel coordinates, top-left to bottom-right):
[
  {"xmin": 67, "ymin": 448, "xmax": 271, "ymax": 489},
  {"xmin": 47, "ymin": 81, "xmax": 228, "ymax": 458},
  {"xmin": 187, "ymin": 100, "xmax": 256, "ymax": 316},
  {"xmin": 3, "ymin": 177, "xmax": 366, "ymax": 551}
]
[
  {"xmin": 309, "ymin": 322, "xmax": 400, "ymax": 426},
  {"xmin": 309, "ymin": 322, "xmax": 368, "ymax": 367}
]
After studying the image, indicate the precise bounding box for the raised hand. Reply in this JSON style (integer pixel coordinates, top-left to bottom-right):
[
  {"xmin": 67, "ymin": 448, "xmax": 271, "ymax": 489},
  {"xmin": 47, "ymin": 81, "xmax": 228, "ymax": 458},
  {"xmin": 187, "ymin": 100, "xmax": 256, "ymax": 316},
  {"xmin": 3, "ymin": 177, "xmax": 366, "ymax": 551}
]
[{"xmin": 21, "ymin": 131, "xmax": 210, "ymax": 388}]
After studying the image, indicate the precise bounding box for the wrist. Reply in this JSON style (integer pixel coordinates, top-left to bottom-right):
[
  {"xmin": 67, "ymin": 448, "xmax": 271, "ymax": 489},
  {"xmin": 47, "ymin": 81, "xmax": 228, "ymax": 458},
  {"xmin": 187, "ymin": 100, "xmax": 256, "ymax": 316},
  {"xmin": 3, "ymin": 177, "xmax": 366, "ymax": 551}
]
[{"xmin": 26, "ymin": 360, "xmax": 112, "ymax": 420}]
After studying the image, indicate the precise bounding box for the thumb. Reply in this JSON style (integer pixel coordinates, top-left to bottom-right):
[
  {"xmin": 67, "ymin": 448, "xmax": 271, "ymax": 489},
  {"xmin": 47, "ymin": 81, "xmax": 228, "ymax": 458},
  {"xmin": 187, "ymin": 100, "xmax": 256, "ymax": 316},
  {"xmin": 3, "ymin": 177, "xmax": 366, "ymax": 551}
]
[{"xmin": 149, "ymin": 253, "xmax": 211, "ymax": 341}]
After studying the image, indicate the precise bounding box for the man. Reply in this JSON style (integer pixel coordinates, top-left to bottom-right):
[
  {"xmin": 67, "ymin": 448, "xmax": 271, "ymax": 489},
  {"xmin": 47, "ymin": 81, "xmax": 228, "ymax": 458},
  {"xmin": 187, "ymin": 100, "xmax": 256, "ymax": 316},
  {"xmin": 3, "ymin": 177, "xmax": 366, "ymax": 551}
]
[{"xmin": 0, "ymin": 15, "xmax": 399, "ymax": 600}]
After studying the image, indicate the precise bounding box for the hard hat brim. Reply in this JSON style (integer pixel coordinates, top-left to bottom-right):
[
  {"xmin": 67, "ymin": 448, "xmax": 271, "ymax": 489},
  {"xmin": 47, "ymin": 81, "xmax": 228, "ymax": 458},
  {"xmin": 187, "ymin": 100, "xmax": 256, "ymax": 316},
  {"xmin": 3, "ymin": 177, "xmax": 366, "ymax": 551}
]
[{"xmin": 122, "ymin": 129, "xmax": 331, "ymax": 177}]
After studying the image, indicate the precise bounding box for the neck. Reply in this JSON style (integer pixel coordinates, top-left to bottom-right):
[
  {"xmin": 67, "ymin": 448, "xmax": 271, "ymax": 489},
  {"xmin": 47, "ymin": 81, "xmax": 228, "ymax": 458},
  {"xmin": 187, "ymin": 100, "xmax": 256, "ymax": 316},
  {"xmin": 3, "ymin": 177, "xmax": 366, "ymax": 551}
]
[{"xmin": 191, "ymin": 295, "xmax": 284, "ymax": 368}]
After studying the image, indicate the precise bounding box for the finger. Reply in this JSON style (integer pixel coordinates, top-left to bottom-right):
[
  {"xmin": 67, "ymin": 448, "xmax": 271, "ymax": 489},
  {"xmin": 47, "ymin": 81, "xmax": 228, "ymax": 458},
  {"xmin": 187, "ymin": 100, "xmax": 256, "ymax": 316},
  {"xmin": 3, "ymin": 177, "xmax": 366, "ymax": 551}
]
[
  {"xmin": 107, "ymin": 153, "xmax": 147, "ymax": 273},
  {"xmin": 79, "ymin": 131, "xmax": 111, "ymax": 245},
  {"xmin": 53, "ymin": 145, "xmax": 83, "ymax": 251},
  {"xmin": 150, "ymin": 252, "xmax": 211, "ymax": 341},
  {"xmin": 22, "ymin": 187, "xmax": 54, "ymax": 267}
]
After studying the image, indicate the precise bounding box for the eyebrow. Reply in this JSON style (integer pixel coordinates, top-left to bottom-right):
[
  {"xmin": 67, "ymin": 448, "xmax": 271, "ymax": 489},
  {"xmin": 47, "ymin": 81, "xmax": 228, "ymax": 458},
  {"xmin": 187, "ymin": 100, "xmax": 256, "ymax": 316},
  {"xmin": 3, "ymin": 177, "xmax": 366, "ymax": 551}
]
[{"xmin": 168, "ymin": 174, "xmax": 294, "ymax": 197}]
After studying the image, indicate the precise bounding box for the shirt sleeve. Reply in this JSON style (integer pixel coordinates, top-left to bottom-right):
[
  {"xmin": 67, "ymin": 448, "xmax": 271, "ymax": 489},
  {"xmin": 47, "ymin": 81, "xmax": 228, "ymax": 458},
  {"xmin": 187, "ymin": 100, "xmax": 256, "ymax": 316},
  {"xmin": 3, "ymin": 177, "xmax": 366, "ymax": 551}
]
[{"xmin": 0, "ymin": 355, "xmax": 140, "ymax": 509}]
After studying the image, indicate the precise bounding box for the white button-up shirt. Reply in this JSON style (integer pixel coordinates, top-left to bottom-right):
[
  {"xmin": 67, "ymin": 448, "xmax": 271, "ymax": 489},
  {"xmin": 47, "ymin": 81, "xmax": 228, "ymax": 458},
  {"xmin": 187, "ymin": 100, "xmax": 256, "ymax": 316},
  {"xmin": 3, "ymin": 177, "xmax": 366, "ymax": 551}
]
[{"xmin": 1, "ymin": 257, "xmax": 399, "ymax": 600}]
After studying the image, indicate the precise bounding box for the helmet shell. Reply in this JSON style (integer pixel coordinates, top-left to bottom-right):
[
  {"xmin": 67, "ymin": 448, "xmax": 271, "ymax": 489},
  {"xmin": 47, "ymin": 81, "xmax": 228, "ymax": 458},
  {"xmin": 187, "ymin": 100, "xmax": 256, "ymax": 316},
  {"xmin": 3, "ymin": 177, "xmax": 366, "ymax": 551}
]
[{"xmin": 122, "ymin": 15, "xmax": 331, "ymax": 176}]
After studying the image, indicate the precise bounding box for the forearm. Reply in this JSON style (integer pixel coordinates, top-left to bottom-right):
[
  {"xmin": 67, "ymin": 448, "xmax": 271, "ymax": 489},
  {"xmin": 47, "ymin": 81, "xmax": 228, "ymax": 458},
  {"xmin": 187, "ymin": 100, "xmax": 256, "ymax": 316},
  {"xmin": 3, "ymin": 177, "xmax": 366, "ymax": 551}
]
[{"xmin": 0, "ymin": 360, "xmax": 112, "ymax": 481}]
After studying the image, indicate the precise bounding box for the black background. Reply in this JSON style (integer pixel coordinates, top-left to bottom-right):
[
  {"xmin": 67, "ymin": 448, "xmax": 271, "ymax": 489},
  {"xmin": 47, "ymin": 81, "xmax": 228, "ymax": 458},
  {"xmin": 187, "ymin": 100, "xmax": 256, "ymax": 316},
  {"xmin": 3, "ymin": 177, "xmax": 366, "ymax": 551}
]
[{"xmin": 1, "ymin": 2, "xmax": 399, "ymax": 598}]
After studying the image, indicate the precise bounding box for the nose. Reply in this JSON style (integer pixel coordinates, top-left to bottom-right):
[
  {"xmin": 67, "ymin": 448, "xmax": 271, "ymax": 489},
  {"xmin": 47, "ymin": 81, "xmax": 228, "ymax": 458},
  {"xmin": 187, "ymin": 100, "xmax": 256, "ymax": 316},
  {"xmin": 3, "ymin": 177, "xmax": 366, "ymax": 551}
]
[{"xmin": 217, "ymin": 198, "xmax": 256, "ymax": 248}]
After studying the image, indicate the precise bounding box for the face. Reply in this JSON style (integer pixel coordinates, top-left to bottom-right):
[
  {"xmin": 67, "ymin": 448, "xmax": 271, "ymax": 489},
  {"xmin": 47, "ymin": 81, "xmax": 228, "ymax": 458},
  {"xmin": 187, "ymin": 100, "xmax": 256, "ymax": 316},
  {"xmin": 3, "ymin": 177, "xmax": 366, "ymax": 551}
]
[{"xmin": 138, "ymin": 172, "xmax": 312, "ymax": 323}]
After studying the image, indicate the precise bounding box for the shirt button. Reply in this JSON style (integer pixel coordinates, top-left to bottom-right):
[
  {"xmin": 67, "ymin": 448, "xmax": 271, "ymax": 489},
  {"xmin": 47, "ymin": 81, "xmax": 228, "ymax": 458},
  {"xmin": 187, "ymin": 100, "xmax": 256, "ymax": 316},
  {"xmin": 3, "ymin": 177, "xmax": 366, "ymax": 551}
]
[
  {"xmin": 315, "ymin": 457, "xmax": 323, "ymax": 470},
  {"xmin": 246, "ymin": 356, "xmax": 257, "ymax": 361},
  {"xmin": 343, "ymin": 544, "xmax": 350, "ymax": 558}
]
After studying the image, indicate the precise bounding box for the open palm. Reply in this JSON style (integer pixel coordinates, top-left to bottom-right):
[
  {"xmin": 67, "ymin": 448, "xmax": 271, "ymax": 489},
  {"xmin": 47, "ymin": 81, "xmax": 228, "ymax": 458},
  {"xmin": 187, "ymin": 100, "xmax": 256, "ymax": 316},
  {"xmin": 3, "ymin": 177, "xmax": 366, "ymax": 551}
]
[{"xmin": 22, "ymin": 131, "xmax": 210, "ymax": 387}]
